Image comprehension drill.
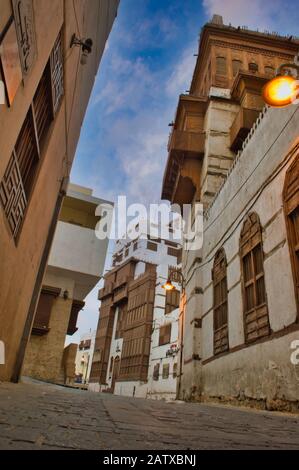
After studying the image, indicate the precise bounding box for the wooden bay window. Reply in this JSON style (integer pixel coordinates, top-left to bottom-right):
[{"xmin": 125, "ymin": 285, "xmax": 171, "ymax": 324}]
[{"xmin": 0, "ymin": 31, "xmax": 63, "ymax": 238}]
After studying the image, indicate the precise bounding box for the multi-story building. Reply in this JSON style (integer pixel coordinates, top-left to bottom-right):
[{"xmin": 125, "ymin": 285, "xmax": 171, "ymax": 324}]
[
  {"xmin": 89, "ymin": 227, "xmax": 182, "ymax": 399},
  {"xmin": 75, "ymin": 329, "xmax": 96, "ymax": 384},
  {"xmin": 161, "ymin": 15, "xmax": 299, "ymax": 410},
  {"xmin": 0, "ymin": 0, "xmax": 120, "ymax": 382},
  {"xmin": 22, "ymin": 184, "xmax": 112, "ymax": 384}
]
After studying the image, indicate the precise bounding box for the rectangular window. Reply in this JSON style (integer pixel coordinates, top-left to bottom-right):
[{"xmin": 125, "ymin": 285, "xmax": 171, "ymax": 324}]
[
  {"xmin": 147, "ymin": 241, "xmax": 158, "ymax": 252},
  {"xmin": 32, "ymin": 286, "xmax": 60, "ymax": 335},
  {"xmin": 232, "ymin": 59, "xmax": 242, "ymax": 76},
  {"xmin": 216, "ymin": 57, "xmax": 226, "ymax": 76},
  {"xmin": 173, "ymin": 362, "xmax": 177, "ymax": 378},
  {"xmin": 153, "ymin": 363, "xmax": 159, "ymax": 381},
  {"xmin": 213, "ymin": 249, "xmax": 229, "ymax": 355},
  {"xmin": 159, "ymin": 323, "xmax": 172, "ymax": 346},
  {"xmin": 240, "ymin": 213, "xmax": 270, "ymax": 343},
  {"xmin": 162, "ymin": 363, "xmax": 170, "ymax": 379}
]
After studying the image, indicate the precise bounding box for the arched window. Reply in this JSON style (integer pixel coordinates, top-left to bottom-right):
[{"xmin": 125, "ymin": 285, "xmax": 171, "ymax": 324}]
[
  {"xmin": 216, "ymin": 56, "xmax": 227, "ymax": 76},
  {"xmin": 212, "ymin": 248, "xmax": 228, "ymax": 355},
  {"xmin": 232, "ymin": 59, "xmax": 242, "ymax": 76},
  {"xmin": 240, "ymin": 213, "xmax": 270, "ymax": 343},
  {"xmin": 249, "ymin": 62, "xmax": 258, "ymax": 73},
  {"xmin": 283, "ymin": 154, "xmax": 299, "ymax": 315},
  {"xmin": 264, "ymin": 65, "xmax": 275, "ymax": 77}
]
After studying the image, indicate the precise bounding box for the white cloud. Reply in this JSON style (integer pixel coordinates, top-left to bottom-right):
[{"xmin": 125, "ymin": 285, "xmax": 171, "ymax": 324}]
[
  {"xmin": 166, "ymin": 45, "xmax": 197, "ymax": 96},
  {"xmin": 203, "ymin": 0, "xmax": 299, "ymax": 35}
]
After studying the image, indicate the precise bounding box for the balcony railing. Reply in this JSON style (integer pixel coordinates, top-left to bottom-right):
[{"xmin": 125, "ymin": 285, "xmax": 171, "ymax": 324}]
[{"xmin": 168, "ymin": 129, "xmax": 205, "ymax": 156}]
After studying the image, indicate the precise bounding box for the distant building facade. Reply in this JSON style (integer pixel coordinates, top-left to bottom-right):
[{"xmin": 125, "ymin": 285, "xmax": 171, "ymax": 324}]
[
  {"xmin": 89, "ymin": 228, "xmax": 182, "ymax": 400},
  {"xmin": 75, "ymin": 330, "xmax": 96, "ymax": 384},
  {"xmin": 0, "ymin": 0, "xmax": 120, "ymax": 382},
  {"xmin": 22, "ymin": 184, "xmax": 112, "ymax": 384},
  {"xmin": 161, "ymin": 15, "xmax": 299, "ymax": 410}
]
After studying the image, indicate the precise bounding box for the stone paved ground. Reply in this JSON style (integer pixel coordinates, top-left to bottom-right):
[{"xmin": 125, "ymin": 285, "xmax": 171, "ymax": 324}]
[{"xmin": 0, "ymin": 380, "xmax": 298, "ymax": 450}]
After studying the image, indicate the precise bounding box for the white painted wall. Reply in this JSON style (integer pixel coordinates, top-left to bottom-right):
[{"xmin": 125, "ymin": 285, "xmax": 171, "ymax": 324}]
[{"xmin": 182, "ymin": 102, "xmax": 299, "ymax": 405}]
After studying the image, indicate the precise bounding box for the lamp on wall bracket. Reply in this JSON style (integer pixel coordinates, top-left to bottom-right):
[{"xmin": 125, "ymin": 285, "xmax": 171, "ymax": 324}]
[
  {"xmin": 70, "ymin": 34, "xmax": 93, "ymax": 65},
  {"xmin": 262, "ymin": 52, "xmax": 299, "ymax": 108}
]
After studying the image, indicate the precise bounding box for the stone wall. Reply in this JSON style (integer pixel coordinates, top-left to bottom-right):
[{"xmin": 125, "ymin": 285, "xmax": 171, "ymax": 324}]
[{"xmin": 23, "ymin": 296, "xmax": 73, "ymax": 383}]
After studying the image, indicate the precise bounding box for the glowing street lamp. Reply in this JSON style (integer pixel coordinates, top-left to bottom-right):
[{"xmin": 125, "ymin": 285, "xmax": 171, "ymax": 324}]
[
  {"xmin": 162, "ymin": 278, "xmax": 176, "ymax": 291},
  {"xmin": 262, "ymin": 57, "xmax": 299, "ymax": 108}
]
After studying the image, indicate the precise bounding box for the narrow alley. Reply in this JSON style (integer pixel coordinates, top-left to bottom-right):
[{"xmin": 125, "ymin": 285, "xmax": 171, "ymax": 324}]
[{"xmin": 0, "ymin": 381, "xmax": 298, "ymax": 450}]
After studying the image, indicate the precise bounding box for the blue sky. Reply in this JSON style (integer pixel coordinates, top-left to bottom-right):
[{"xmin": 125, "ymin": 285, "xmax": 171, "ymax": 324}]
[{"xmin": 69, "ymin": 0, "xmax": 299, "ymax": 343}]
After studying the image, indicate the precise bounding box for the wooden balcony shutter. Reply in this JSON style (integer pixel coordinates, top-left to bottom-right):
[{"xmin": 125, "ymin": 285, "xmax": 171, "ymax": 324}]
[
  {"xmin": 50, "ymin": 31, "xmax": 64, "ymax": 114},
  {"xmin": 14, "ymin": 108, "xmax": 39, "ymax": 197},
  {"xmin": 232, "ymin": 59, "xmax": 242, "ymax": 76},
  {"xmin": 283, "ymin": 154, "xmax": 299, "ymax": 315},
  {"xmin": 147, "ymin": 241, "xmax": 158, "ymax": 251},
  {"xmin": 159, "ymin": 323, "xmax": 171, "ymax": 346},
  {"xmin": 240, "ymin": 212, "xmax": 270, "ymax": 343},
  {"xmin": 212, "ymin": 248, "xmax": 229, "ymax": 355},
  {"xmin": 216, "ymin": 57, "xmax": 226, "ymax": 76},
  {"xmin": 33, "ymin": 65, "xmax": 53, "ymax": 146},
  {"xmin": 162, "ymin": 363, "xmax": 170, "ymax": 379},
  {"xmin": 0, "ymin": 30, "xmax": 63, "ymax": 239},
  {"xmin": 165, "ymin": 289, "xmax": 180, "ymax": 314},
  {"xmin": 32, "ymin": 286, "xmax": 61, "ymax": 335}
]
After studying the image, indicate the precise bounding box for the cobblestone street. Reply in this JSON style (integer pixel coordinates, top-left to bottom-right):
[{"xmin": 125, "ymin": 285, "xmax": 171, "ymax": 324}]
[{"xmin": 0, "ymin": 380, "xmax": 298, "ymax": 450}]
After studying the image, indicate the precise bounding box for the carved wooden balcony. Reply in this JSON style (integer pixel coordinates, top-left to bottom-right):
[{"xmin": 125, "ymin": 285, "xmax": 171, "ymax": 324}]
[
  {"xmin": 230, "ymin": 107, "xmax": 261, "ymax": 152},
  {"xmin": 113, "ymin": 285, "xmax": 128, "ymax": 304},
  {"xmin": 168, "ymin": 129, "xmax": 205, "ymax": 158},
  {"xmin": 98, "ymin": 282, "xmax": 114, "ymax": 300}
]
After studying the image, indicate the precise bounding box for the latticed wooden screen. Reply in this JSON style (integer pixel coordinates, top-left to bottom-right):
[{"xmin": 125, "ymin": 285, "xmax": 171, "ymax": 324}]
[
  {"xmin": 165, "ymin": 289, "xmax": 180, "ymax": 314},
  {"xmin": 284, "ymin": 151, "xmax": 299, "ymax": 315},
  {"xmin": 0, "ymin": 151, "xmax": 27, "ymax": 238},
  {"xmin": 159, "ymin": 323, "xmax": 171, "ymax": 346},
  {"xmin": 89, "ymin": 299, "xmax": 115, "ymax": 384},
  {"xmin": 216, "ymin": 56, "xmax": 226, "ymax": 75},
  {"xmin": 50, "ymin": 32, "xmax": 64, "ymax": 114},
  {"xmin": 0, "ymin": 30, "xmax": 63, "ymax": 239},
  {"xmin": 119, "ymin": 271, "xmax": 156, "ymax": 381},
  {"xmin": 240, "ymin": 212, "xmax": 270, "ymax": 343},
  {"xmin": 212, "ymin": 248, "xmax": 229, "ymax": 355}
]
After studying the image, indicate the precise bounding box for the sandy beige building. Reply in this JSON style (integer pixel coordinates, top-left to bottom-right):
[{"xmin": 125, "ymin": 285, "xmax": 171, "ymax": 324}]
[
  {"xmin": 161, "ymin": 15, "xmax": 299, "ymax": 410},
  {"xmin": 22, "ymin": 184, "xmax": 112, "ymax": 384},
  {"xmin": 0, "ymin": 0, "xmax": 119, "ymax": 382}
]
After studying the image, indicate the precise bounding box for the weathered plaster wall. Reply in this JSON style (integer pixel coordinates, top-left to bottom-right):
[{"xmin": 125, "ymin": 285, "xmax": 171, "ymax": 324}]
[{"xmin": 181, "ymin": 103, "xmax": 299, "ymax": 407}]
